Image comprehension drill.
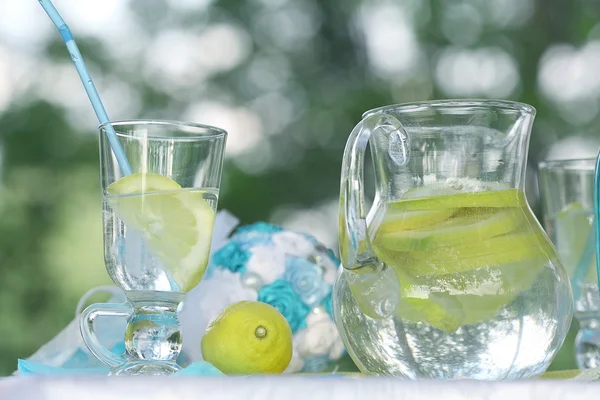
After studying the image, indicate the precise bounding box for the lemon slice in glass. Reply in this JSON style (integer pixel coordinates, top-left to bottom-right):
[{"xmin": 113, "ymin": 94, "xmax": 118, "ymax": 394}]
[{"xmin": 107, "ymin": 173, "xmax": 216, "ymax": 292}]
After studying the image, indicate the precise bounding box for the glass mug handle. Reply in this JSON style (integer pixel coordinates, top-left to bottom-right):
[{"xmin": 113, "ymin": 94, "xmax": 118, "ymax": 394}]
[
  {"xmin": 339, "ymin": 113, "xmax": 408, "ymax": 319},
  {"xmin": 339, "ymin": 113, "xmax": 409, "ymax": 271},
  {"xmin": 79, "ymin": 302, "xmax": 132, "ymax": 368}
]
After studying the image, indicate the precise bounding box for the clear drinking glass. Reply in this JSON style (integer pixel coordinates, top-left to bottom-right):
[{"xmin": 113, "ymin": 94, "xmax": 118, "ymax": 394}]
[
  {"xmin": 538, "ymin": 158, "xmax": 600, "ymax": 368},
  {"xmin": 80, "ymin": 120, "xmax": 226, "ymax": 375},
  {"xmin": 334, "ymin": 100, "xmax": 573, "ymax": 379}
]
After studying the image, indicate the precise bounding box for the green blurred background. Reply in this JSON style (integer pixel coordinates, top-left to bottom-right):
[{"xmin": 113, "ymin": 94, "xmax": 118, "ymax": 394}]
[{"xmin": 0, "ymin": 0, "xmax": 598, "ymax": 375}]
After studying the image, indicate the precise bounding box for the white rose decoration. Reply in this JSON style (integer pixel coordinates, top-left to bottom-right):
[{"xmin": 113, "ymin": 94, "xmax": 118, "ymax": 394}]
[
  {"xmin": 284, "ymin": 346, "xmax": 305, "ymax": 373},
  {"xmin": 272, "ymin": 231, "xmax": 316, "ymax": 258},
  {"xmin": 245, "ymin": 245, "xmax": 286, "ymax": 285},
  {"xmin": 295, "ymin": 308, "xmax": 341, "ymax": 358},
  {"xmin": 321, "ymin": 255, "xmax": 339, "ymax": 285}
]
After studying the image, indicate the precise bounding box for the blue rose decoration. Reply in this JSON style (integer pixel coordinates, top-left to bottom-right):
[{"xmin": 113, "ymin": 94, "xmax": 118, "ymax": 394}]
[
  {"xmin": 323, "ymin": 290, "xmax": 333, "ymax": 318},
  {"xmin": 258, "ymin": 280, "xmax": 310, "ymax": 333},
  {"xmin": 233, "ymin": 223, "xmax": 282, "ymax": 249},
  {"xmin": 284, "ymin": 256, "xmax": 330, "ymax": 307},
  {"xmin": 302, "ymin": 355, "xmax": 330, "ymax": 373},
  {"xmin": 236, "ymin": 222, "xmax": 283, "ymax": 234},
  {"xmin": 210, "ymin": 242, "xmax": 249, "ymax": 274},
  {"xmin": 326, "ymin": 248, "xmax": 340, "ymax": 266},
  {"xmin": 298, "ymin": 231, "xmax": 319, "ymax": 246},
  {"xmin": 235, "ymin": 234, "xmax": 273, "ymax": 249}
]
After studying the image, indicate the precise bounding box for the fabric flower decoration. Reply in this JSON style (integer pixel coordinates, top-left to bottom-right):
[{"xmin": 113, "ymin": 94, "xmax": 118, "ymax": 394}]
[
  {"xmin": 258, "ymin": 280, "xmax": 311, "ymax": 333},
  {"xmin": 284, "ymin": 348, "xmax": 305, "ymax": 373},
  {"xmin": 272, "ymin": 231, "xmax": 316, "ymax": 258},
  {"xmin": 210, "ymin": 242, "xmax": 249, "ymax": 274},
  {"xmin": 232, "ymin": 223, "xmax": 278, "ymax": 249},
  {"xmin": 295, "ymin": 308, "xmax": 345, "ymax": 360},
  {"xmin": 245, "ymin": 245, "xmax": 286, "ymax": 285},
  {"xmin": 181, "ymin": 220, "xmax": 345, "ymax": 373},
  {"xmin": 302, "ymin": 355, "xmax": 330, "ymax": 372},
  {"xmin": 323, "ymin": 290, "xmax": 333, "ymax": 318},
  {"xmin": 284, "ymin": 256, "xmax": 330, "ymax": 307},
  {"xmin": 321, "ymin": 249, "xmax": 340, "ymax": 284},
  {"xmin": 236, "ymin": 222, "xmax": 283, "ymax": 234}
]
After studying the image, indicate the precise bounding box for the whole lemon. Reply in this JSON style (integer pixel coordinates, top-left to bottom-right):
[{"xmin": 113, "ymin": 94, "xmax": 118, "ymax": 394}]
[{"xmin": 201, "ymin": 301, "xmax": 293, "ymax": 374}]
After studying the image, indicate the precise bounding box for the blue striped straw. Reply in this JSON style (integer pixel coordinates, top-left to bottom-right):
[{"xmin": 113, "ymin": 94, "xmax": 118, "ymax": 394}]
[{"xmin": 38, "ymin": 0, "xmax": 132, "ymax": 175}]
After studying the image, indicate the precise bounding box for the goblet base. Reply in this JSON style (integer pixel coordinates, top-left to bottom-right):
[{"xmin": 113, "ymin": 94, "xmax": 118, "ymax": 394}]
[{"xmin": 109, "ymin": 360, "xmax": 182, "ymax": 376}]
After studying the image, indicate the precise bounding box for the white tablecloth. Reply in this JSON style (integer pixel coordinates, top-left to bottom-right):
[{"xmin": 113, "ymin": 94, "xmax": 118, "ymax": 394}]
[{"xmin": 1, "ymin": 376, "xmax": 600, "ymax": 400}]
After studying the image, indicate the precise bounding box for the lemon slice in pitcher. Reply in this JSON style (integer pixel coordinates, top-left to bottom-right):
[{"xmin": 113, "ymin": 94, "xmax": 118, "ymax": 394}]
[
  {"xmin": 405, "ymin": 232, "xmax": 548, "ymax": 276},
  {"xmin": 376, "ymin": 208, "xmax": 521, "ymax": 252},
  {"xmin": 369, "ymin": 188, "xmax": 546, "ymax": 333},
  {"xmin": 388, "ymin": 188, "xmax": 524, "ymax": 211},
  {"xmin": 107, "ymin": 173, "xmax": 216, "ymax": 292},
  {"xmin": 378, "ymin": 208, "xmax": 458, "ymax": 233},
  {"xmin": 395, "ymin": 274, "xmax": 465, "ymax": 333}
]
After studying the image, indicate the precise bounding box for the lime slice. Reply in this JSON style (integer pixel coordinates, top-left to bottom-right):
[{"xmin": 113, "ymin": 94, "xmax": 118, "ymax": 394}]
[
  {"xmin": 375, "ymin": 208, "xmax": 521, "ymax": 252},
  {"xmin": 107, "ymin": 173, "xmax": 216, "ymax": 292}
]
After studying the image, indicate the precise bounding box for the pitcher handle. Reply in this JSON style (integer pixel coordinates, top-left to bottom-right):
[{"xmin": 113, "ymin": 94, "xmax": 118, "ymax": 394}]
[
  {"xmin": 339, "ymin": 113, "xmax": 409, "ymax": 271},
  {"xmin": 79, "ymin": 302, "xmax": 132, "ymax": 368}
]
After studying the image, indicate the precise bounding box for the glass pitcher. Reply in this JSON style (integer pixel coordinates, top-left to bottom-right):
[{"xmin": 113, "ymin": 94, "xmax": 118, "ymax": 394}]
[{"xmin": 334, "ymin": 100, "xmax": 573, "ymax": 379}]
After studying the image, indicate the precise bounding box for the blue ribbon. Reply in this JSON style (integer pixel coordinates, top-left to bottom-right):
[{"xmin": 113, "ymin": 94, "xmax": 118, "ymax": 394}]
[{"xmin": 17, "ymin": 359, "xmax": 224, "ymax": 377}]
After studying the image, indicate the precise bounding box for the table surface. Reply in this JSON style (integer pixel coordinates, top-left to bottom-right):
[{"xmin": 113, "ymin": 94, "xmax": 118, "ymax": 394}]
[{"xmin": 1, "ymin": 376, "xmax": 600, "ymax": 400}]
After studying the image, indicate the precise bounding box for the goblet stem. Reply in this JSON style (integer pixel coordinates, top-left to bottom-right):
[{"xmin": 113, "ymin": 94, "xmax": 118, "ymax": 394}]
[
  {"xmin": 112, "ymin": 291, "xmax": 185, "ymax": 376},
  {"xmin": 576, "ymin": 315, "xmax": 600, "ymax": 369}
]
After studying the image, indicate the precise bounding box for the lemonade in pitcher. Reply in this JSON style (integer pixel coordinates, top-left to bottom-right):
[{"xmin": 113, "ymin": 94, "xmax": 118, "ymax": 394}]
[
  {"xmin": 334, "ymin": 101, "xmax": 572, "ymax": 380},
  {"xmin": 372, "ymin": 182, "xmax": 557, "ymax": 333}
]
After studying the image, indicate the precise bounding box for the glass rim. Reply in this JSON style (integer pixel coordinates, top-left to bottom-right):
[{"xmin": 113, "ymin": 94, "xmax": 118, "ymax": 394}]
[
  {"xmin": 99, "ymin": 119, "xmax": 228, "ymax": 140},
  {"xmin": 363, "ymin": 99, "xmax": 536, "ymax": 119},
  {"xmin": 538, "ymin": 157, "xmax": 596, "ymax": 170}
]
